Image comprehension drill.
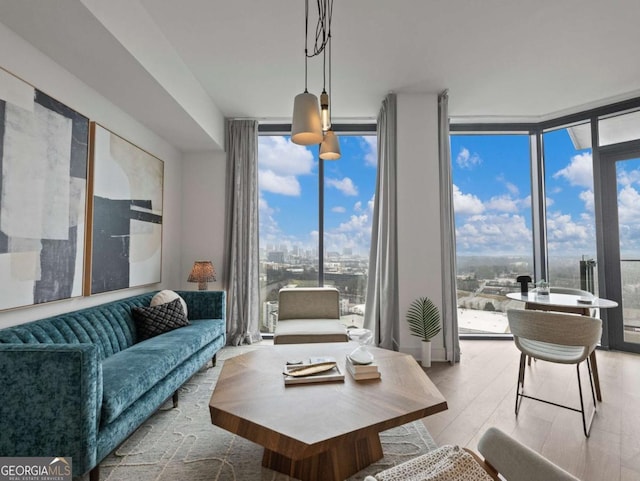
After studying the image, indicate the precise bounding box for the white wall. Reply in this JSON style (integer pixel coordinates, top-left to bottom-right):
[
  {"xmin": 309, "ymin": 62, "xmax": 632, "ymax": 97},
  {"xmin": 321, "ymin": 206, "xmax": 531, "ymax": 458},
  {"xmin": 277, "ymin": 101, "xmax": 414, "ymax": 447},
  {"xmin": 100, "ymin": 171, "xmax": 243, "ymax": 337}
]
[
  {"xmin": 396, "ymin": 92, "xmax": 446, "ymax": 361},
  {"xmin": 0, "ymin": 21, "xmax": 184, "ymax": 328},
  {"xmin": 180, "ymin": 151, "xmax": 227, "ymax": 291}
]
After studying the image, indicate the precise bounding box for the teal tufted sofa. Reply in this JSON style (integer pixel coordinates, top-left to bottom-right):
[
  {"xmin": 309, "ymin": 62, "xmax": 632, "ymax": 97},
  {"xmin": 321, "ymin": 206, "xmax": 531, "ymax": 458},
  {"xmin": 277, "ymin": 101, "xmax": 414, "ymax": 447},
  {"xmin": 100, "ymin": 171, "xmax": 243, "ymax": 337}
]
[{"xmin": 0, "ymin": 290, "xmax": 226, "ymax": 480}]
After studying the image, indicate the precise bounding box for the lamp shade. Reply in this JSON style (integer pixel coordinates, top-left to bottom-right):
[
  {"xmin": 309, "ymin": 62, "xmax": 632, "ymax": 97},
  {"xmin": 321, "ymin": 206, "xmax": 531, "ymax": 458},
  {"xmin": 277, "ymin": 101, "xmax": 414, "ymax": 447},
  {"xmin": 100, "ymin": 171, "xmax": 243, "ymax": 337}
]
[
  {"xmin": 188, "ymin": 261, "xmax": 216, "ymax": 290},
  {"xmin": 319, "ymin": 130, "xmax": 341, "ymax": 160},
  {"xmin": 291, "ymin": 92, "xmax": 323, "ymax": 145}
]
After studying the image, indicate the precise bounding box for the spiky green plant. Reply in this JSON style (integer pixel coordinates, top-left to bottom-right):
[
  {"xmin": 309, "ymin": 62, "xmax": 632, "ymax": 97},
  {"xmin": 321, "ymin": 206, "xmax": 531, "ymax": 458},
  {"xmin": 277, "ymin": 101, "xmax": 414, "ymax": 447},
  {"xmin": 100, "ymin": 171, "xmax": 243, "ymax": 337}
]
[{"xmin": 406, "ymin": 296, "xmax": 441, "ymax": 342}]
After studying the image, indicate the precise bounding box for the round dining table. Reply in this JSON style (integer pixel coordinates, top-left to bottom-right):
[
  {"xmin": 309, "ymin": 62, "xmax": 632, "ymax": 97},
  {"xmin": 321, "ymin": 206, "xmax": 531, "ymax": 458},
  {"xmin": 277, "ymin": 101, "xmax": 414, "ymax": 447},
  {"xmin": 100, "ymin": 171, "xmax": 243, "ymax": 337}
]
[{"xmin": 506, "ymin": 291, "xmax": 618, "ymax": 402}]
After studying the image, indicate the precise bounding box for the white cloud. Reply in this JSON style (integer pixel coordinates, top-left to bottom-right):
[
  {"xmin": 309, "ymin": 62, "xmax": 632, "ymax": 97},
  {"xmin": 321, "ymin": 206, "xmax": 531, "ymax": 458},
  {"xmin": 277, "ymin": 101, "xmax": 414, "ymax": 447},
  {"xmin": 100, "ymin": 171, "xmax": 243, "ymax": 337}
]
[
  {"xmin": 324, "ymin": 213, "xmax": 372, "ymax": 256},
  {"xmin": 579, "ymin": 189, "xmax": 594, "ymax": 212},
  {"xmin": 259, "ymin": 196, "xmax": 274, "ymax": 215},
  {"xmin": 455, "ymin": 213, "xmax": 532, "ymax": 256},
  {"xmin": 546, "ymin": 212, "xmax": 589, "ymax": 245},
  {"xmin": 326, "ymin": 177, "xmax": 358, "ymax": 196},
  {"xmin": 258, "ymin": 196, "xmax": 281, "ymax": 241},
  {"xmin": 259, "ymin": 169, "xmax": 301, "ymax": 196},
  {"xmin": 618, "ymin": 185, "xmax": 640, "ymax": 224},
  {"xmin": 363, "ymin": 136, "xmax": 377, "ymax": 166},
  {"xmin": 617, "ymin": 167, "xmax": 640, "ymax": 187},
  {"xmin": 332, "ymin": 206, "xmax": 346, "ymax": 213},
  {"xmin": 354, "ymin": 201, "xmax": 363, "ymax": 212},
  {"xmin": 258, "ymin": 136, "xmax": 315, "ymax": 176},
  {"xmin": 553, "ymin": 152, "xmax": 593, "ymax": 188},
  {"xmin": 496, "ymin": 174, "xmax": 519, "ymax": 196},
  {"xmin": 456, "ymin": 147, "xmax": 482, "ymax": 169},
  {"xmin": 505, "ymin": 182, "xmax": 519, "ymax": 196},
  {"xmin": 485, "ymin": 195, "xmax": 519, "ymax": 213},
  {"xmin": 453, "ymin": 184, "xmax": 484, "ymax": 215}
]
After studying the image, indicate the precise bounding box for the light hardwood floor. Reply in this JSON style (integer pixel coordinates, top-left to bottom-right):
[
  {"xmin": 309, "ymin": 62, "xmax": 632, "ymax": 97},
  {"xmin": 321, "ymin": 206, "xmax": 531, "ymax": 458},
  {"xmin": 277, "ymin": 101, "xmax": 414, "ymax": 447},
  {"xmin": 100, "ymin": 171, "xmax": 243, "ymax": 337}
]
[{"xmin": 421, "ymin": 340, "xmax": 640, "ymax": 481}]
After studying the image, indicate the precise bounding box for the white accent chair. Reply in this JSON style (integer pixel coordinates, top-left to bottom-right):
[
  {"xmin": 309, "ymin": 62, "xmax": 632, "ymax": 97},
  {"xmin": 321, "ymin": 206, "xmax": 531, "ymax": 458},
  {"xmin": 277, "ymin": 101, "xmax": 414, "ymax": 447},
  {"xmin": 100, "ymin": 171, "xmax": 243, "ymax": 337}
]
[
  {"xmin": 273, "ymin": 287, "xmax": 349, "ymax": 344},
  {"xmin": 365, "ymin": 427, "xmax": 580, "ymax": 481},
  {"xmin": 507, "ymin": 308, "xmax": 602, "ymax": 436}
]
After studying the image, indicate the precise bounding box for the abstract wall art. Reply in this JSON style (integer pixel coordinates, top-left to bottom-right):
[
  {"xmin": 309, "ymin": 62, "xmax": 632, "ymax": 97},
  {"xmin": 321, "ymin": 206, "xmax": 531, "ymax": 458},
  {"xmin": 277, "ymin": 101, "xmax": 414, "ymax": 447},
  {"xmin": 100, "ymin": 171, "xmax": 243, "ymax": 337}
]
[
  {"xmin": 0, "ymin": 67, "xmax": 89, "ymax": 310},
  {"xmin": 88, "ymin": 123, "xmax": 163, "ymax": 294}
]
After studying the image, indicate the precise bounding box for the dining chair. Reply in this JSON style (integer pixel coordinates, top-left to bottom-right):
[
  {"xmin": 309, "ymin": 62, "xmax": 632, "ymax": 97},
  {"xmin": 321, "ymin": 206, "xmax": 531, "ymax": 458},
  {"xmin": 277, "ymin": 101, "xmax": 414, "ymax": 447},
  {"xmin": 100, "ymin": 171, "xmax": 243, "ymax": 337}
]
[{"xmin": 507, "ymin": 309, "xmax": 602, "ymax": 437}]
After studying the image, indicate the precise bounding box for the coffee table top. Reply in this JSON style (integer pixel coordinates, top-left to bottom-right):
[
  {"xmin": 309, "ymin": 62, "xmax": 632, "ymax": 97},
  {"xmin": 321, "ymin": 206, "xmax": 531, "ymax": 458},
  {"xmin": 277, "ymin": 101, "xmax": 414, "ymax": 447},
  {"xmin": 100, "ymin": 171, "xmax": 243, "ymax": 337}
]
[{"xmin": 209, "ymin": 343, "xmax": 447, "ymax": 460}]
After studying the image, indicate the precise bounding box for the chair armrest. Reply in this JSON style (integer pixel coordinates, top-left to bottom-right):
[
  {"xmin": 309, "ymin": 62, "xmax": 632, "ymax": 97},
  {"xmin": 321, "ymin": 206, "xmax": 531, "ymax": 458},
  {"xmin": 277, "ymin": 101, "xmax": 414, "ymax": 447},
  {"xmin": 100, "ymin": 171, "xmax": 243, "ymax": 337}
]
[
  {"xmin": 478, "ymin": 427, "xmax": 580, "ymax": 481},
  {"xmin": 176, "ymin": 290, "xmax": 226, "ymax": 320},
  {"xmin": 0, "ymin": 344, "xmax": 101, "ymax": 477}
]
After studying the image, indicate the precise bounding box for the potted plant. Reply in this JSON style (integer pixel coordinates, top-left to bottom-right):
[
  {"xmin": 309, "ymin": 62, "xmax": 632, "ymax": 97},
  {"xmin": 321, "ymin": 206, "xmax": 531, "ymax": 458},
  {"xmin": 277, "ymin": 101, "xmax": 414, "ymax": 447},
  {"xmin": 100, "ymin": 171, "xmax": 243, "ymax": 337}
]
[{"xmin": 406, "ymin": 296, "xmax": 441, "ymax": 367}]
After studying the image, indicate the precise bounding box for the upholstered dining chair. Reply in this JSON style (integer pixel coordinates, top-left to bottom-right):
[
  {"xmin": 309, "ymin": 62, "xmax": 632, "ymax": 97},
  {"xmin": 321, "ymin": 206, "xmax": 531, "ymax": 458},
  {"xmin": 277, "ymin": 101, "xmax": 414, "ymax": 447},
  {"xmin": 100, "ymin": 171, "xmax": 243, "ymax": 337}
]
[{"xmin": 507, "ymin": 309, "xmax": 602, "ymax": 437}]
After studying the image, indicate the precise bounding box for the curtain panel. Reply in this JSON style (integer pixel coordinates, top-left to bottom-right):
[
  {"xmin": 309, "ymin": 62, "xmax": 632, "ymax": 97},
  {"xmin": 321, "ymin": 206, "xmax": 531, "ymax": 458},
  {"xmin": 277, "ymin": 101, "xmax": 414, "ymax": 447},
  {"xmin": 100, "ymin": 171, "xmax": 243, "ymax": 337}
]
[
  {"xmin": 438, "ymin": 90, "xmax": 461, "ymax": 364},
  {"xmin": 364, "ymin": 93, "xmax": 399, "ymax": 350},
  {"xmin": 224, "ymin": 119, "xmax": 262, "ymax": 345}
]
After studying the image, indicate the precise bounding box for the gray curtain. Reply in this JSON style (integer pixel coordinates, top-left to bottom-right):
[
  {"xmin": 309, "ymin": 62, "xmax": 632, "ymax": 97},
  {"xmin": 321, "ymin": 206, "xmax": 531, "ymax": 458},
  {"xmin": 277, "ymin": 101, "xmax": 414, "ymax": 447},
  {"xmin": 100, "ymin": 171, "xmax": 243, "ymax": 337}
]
[
  {"xmin": 438, "ymin": 90, "xmax": 461, "ymax": 364},
  {"xmin": 364, "ymin": 94, "xmax": 399, "ymax": 350},
  {"xmin": 224, "ymin": 119, "xmax": 262, "ymax": 345}
]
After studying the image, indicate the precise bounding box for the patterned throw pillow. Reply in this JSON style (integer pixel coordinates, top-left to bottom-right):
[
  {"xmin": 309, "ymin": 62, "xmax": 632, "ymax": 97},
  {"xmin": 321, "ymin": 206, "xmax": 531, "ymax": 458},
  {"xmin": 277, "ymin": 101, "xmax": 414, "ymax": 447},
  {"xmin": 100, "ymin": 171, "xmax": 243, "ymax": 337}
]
[
  {"xmin": 151, "ymin": 289, "xmax": 188, "ymax": 317},
  {"xmin": 133, "ymin": 298, "xmax": 190, "ymax": 341}
]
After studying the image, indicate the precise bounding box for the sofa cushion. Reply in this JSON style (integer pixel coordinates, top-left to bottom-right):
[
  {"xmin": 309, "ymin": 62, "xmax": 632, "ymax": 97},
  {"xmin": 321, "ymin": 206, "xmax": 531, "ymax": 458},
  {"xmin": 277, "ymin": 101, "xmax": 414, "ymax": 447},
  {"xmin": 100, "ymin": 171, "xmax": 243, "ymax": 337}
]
[
  {"xmin": 132, "ymin": 299, "xmax": 190, "ymax": 341},
  {"xmin": 151, "ymin": 290, "xmax": 188, "ymax": 317},
  {"xmin": 100, "ymin": 318, "xmax": 224, "ymax": 425}
]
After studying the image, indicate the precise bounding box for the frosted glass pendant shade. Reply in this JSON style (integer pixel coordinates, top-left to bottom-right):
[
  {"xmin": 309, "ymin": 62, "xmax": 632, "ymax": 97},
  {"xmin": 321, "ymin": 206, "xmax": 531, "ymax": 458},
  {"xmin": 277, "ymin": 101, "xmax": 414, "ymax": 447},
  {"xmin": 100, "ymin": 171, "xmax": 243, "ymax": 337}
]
[
  {"xmin": 291, "ymin": 92, "xmax": 323, "ymax": 145},
  {"xmin": 319, "ymin": 130, "xmax": 341, "ymax": 160}
]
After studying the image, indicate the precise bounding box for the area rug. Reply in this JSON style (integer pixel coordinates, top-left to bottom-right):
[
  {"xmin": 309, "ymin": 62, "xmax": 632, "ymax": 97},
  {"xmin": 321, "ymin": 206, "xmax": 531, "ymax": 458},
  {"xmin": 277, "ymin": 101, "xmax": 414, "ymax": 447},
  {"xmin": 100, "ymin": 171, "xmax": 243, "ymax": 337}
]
[{"xmin": 91, "ymin": 345, "xmax": 438, "ymax": 481}]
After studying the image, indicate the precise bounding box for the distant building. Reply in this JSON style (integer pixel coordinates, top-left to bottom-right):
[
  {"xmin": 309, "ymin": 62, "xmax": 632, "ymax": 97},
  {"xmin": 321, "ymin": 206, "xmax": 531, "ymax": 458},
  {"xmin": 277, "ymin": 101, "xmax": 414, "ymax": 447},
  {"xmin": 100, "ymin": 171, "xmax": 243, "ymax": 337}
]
[
  {"xmin": 268, "ymin": 251, "xmax": 285, "ymax": 263},
  {"xmin": 263, "ymin": 301, "xmax": 278, "ymax": 333}
]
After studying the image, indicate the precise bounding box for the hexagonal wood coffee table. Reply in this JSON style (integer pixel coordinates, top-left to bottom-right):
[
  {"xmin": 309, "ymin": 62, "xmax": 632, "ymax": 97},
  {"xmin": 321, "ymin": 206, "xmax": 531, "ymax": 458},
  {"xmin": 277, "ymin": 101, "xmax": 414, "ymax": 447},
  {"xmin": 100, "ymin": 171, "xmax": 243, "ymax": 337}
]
[{"xmin": 209, "ymin": 343, "xmax": 447, "ymax": 481}]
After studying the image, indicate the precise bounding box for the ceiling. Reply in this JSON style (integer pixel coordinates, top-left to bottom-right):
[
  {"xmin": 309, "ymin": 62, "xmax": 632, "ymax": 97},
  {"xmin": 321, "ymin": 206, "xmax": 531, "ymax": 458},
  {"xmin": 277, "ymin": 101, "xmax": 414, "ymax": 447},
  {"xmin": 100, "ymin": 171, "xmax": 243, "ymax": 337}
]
[{"xmin": 1, "ymin": 0, "xmax": 640, "ymax": 152}]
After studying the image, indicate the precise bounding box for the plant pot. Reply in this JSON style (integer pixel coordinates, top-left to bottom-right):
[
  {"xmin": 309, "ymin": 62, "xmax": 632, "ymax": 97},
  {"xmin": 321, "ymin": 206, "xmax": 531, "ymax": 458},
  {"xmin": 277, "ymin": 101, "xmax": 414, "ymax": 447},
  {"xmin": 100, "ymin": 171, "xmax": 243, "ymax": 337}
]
[{"xmin": 421, "ymin": 340, "xmax": 432, "ymax": 368}]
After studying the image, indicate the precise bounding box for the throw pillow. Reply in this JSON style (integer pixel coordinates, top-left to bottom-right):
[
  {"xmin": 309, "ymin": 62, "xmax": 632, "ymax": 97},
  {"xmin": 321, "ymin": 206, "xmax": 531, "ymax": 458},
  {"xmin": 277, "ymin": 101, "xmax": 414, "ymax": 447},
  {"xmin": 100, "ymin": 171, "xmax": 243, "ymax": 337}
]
[
  {"xmin": 151, "ymin": 289, "xmax": 188, "ymax": 317},
  {"xmin": 133, "ymin": 298, "xmax": 190, "ymax": 341}
]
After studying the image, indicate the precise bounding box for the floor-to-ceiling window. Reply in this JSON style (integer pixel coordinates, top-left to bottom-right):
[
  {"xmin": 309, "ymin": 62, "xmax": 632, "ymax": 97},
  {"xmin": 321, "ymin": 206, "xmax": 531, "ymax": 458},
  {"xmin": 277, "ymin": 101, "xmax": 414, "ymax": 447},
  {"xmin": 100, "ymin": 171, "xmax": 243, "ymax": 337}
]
[
  {"xmin": 450, "ymin": 134, "xmax": 533, "ymax": 335},
  {"xmin": 451, "ymin": 98, "xmax": 640, "ymax": 351},
  {"xmin": 257, "ymin": 128, "xmax": 377, "ymax": 334},
  {"xmin": 543, "ymin": 123, "xmax": 597, "ymax": 290}
]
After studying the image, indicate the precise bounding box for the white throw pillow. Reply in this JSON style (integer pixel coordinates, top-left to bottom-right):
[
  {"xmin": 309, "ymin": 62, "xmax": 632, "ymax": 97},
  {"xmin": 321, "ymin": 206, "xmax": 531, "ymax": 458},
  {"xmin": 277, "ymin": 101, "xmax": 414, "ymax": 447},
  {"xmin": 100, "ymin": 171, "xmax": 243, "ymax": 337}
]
[{"xmin": 151, "ymin": 290, "xmax": 188, "ymax": 318}]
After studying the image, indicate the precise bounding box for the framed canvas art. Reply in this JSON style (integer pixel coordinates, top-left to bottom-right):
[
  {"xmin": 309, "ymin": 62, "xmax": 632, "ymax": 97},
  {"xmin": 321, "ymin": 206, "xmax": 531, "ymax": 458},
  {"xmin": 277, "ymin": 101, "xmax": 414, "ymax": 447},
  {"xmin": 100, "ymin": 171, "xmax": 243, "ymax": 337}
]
[
  {"xmin": 87, "ymin": 123, "xmax": 164, "ymax": 294},
  {"xmin": 0, "ymin": 67, "xmax": 89, "ymax": 310}
]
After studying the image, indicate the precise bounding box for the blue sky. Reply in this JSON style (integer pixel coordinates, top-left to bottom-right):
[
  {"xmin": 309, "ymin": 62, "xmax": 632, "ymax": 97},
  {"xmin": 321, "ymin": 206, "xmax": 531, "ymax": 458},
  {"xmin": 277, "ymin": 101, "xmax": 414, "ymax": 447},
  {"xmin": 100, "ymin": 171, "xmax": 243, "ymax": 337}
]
[
  {"xmin": 259, "ymin": 129, "xmax": 640, "ymax": 260},
  {"xmin": 451, "ymin": 129, "xmax": 598, "ymax": 257},
  {"xmin": 258, "ymin": 135, "xmax": 377, "ymax": 257}
]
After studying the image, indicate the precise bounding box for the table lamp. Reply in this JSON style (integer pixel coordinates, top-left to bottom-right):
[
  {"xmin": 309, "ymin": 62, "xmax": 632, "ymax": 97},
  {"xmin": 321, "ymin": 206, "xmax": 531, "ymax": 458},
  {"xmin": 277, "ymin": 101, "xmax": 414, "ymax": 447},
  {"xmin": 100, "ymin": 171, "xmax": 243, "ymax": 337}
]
[{"xmin": 188, "ymin": 261, "xmax": 216, "ymax": 290}]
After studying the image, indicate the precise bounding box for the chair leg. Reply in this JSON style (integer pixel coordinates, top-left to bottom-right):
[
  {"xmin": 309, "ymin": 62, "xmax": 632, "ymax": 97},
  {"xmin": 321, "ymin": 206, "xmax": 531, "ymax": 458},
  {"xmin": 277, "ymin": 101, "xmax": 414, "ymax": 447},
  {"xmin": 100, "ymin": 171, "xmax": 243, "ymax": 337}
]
[
  {"xmin": 586, "ymin": 357, "xmax": 597, "ymax": 405},
  {"xmin": 515, "ymin": 353, "xmax": 526, "ymax": 415},
  {"xmin": 577, "ymin": 362, "xmax": 596, "ymax": 437}
]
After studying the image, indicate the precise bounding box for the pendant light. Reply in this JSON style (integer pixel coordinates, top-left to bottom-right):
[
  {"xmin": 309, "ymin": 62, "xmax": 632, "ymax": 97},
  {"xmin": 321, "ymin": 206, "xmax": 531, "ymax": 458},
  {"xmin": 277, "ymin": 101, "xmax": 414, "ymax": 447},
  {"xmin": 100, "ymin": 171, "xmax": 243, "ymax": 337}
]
[
  {"xmin": 319, "ymin": 29, "xmax": 341, "ymax": 160},
  {"xmin": 320, "ymin": 129, "xmax": 341, "ymax": 160},
  {"xmin": 291, "ymin": 0, "xmax": 323, "ymax": 145}
]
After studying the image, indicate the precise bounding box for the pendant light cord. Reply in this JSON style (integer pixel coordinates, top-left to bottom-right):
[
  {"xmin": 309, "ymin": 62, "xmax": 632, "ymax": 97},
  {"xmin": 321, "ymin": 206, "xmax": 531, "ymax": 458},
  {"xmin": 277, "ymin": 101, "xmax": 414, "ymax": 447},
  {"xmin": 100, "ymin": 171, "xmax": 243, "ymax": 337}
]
[
  {"xmin": 307, "ymin": 0, "xmax": 333, "ymax": 59},
  {"xmin": 304, "ymin": 0, "xmax": 309, "ymax": 92}
]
